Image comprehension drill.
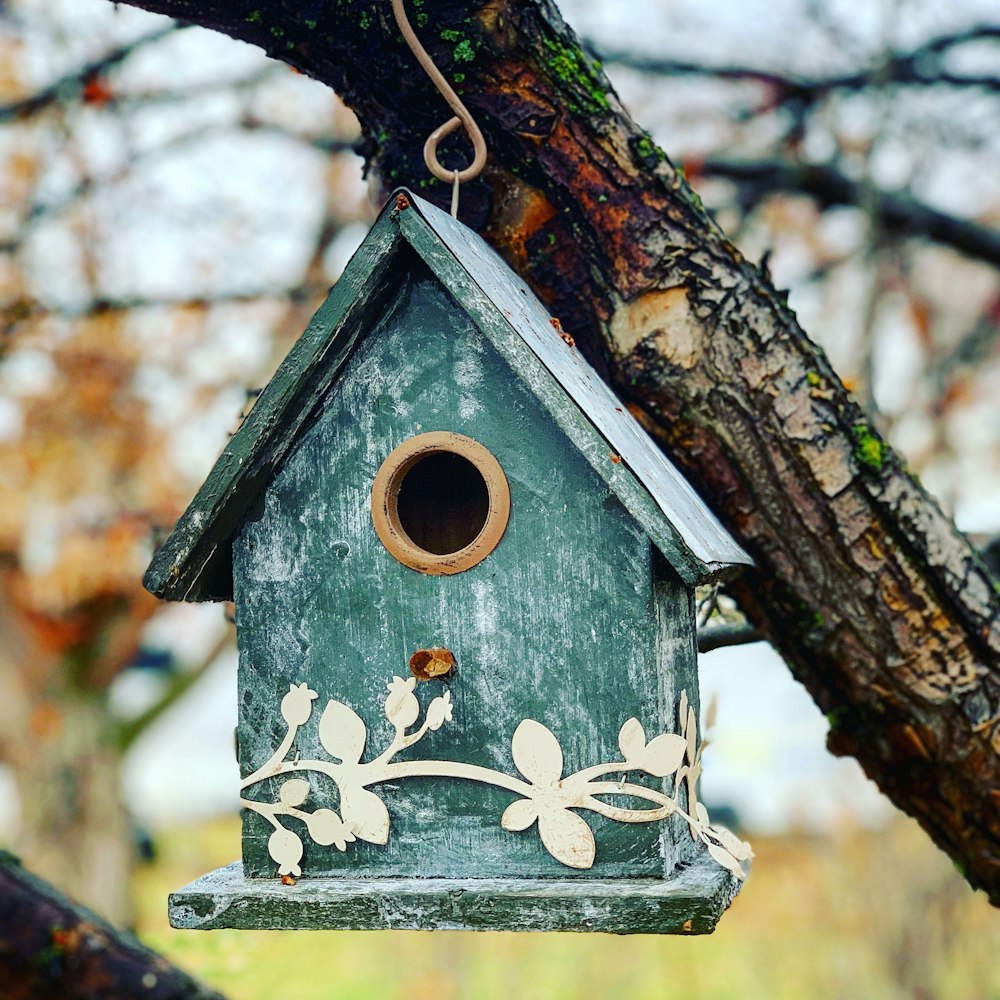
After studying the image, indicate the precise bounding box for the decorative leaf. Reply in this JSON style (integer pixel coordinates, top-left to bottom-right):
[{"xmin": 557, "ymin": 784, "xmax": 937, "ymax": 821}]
[
  {"xmin": 511, "ymin": 719, "xmax": 563, "ymax": 786},
  {"xmin": 537, "ymin": 808, "xmax": 596, "ymax": 869},
  {"xmin": 707, "ymin": 825, "xmax": 754, "ymax": 861},
  {"xmin": 617, "ymin": 718, "xmax": 646, "ymax": 762},
  {"xmin": 685, "ymin": 705, "xmax": 698, "ymax": 764},
  {"xmin": 339, "ymin": 785, "xmax": 390, "ymax": 845},
  {"xmin": 637, "ymin": 733, "xmax": 686, "ymax": 777},
  {"xmin": 678, "ymin": 690, "xmax": 689, "ymax": 731},
  {"xmin": 307, "ymin": 808, "xmax": 356, "ymax": 850},
  {"xmin": 425, "ymin": 692, "xmax": 453, "ymax": 731},
  {"xmin": 695, "ymin": 801, "xmax": 710, "ymax": 827},
  {"xmin": 278, "ymin": 778, "xmax": 310, "ymax": 808},
  {"xmin": 268, "ymin": 827, "xmax": 303, "ymax": 876},
  {"xmin": 318, "ymin": 699, "xmax": 367, "ymax": 764},
  {"xmin": 500, "ymin": 798, "xmax": 539, "ymax": 832},
  {"xmin": 706, "ymin": 841, "xmax": 747, "ymax": 879},
  {"xmin": 704, "ymin": 694, "xmax": 718, "ymax": 733}
]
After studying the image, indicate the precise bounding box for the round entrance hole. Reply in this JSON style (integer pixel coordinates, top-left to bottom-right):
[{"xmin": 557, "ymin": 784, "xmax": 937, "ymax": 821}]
[
  {"xmin": 396, "ymin": 451, "xmax": 489, "ymax": 554},
  {"xmin": 371, "ymin": 432, "xmax": 510, "ymax": 575}
]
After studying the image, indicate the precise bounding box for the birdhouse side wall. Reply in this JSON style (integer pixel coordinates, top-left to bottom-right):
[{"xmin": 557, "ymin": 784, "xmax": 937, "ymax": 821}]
[{"xmin": 233, "ymin": 268, "xmax": 699, "ymax": 880}]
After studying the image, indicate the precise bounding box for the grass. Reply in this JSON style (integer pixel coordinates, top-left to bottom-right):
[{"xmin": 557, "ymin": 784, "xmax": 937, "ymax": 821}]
[{"xmin": 135, "ymin": 816, "xmax": 999, "ymax": 1000}]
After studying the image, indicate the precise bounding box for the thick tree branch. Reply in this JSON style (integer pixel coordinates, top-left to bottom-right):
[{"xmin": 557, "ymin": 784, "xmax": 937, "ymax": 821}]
[
  {"xmin": 0, "ymin": 852, "xmax": 225, "ymax": 1000},
  {"xmin": 106, "ymin": 1, "xmax": 1000, "ymax": 903}
]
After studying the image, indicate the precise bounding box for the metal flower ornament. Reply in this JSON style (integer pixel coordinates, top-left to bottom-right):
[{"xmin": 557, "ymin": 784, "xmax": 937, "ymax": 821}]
[{"xmin": 241, "ymin": 677, "xmax": 752, "ymax": 878}]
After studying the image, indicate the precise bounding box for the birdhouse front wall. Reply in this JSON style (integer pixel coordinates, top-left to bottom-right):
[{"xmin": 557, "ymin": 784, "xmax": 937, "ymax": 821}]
[{"xmin": 233, "ymin": 263, "xmax": 699, "ymax": 880}]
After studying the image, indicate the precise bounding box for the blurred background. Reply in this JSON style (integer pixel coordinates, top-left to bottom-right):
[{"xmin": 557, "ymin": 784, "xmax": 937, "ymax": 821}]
[{"xmin": 0, "ymin": 0, "xmax": 997, "ymax": 996}]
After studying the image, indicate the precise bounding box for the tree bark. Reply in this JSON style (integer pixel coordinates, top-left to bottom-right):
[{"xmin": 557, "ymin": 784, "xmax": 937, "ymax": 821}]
[
  {"xmin": 0, "ymin": 851, "xmax": 225, "ymax": 1000},
  {"xmin": 110, "ymin": 1, "xmax": 999, "ymax": 901}
]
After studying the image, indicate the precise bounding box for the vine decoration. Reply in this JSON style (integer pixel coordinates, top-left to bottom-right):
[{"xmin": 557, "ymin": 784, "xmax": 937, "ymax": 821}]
[{"xmin": 240, "ymin": 677, "xmax": 752, "ymax": 879}]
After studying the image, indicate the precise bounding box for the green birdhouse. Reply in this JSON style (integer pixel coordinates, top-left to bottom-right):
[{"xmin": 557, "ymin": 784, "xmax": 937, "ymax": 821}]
[{"xmin": 148, "ymin": 190, "xmax": 753, "ymax": 934}]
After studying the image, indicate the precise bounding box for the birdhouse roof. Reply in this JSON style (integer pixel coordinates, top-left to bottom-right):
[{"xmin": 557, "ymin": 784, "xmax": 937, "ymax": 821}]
[{"xmin": 145, "ymin": 190, "xmax": 751, "ymax": 602}]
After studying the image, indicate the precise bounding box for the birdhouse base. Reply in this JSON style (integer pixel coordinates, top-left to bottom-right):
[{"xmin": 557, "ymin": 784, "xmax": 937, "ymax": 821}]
[{"xmin": 168, "ymin": 859, "xmax": 741, "ymax": 934}]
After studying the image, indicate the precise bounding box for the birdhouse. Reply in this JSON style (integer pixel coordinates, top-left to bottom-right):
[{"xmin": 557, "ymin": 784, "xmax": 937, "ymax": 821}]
[{"xmin": 148, "ymin": 190, "xmax": 753, "ymax": 934}]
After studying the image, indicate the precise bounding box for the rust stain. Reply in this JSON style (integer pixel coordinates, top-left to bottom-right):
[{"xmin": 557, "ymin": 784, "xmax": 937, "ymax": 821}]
[
  {"xmin": 394, "ymin": 192, "xmax": 410, "ymax": 212},
  {"xmin": 551, "ymin": 317, "xmax": 575, "ymax": 346},
  {"xmin": 409, "ymin": 647, "xmax": 456, "ymax": 680},
  {"xmin": 281, "ymin": 874, "xmax": 297, "ymax": 886},
  {"xmin": 481, "ymin": 172, "xmax": 557, "ymax": 274},
  {"xmin": 610, "ymin": 452, "xmax": 622, "ymax": 464}
]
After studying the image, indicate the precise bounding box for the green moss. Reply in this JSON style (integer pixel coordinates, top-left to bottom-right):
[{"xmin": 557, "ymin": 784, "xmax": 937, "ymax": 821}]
[
  {"xmin": 541, "ymin": 35, "xmax": 609, "ymax": 113},
  {"xmin": 806, "ymin": 371, "xmax": 822, "ymax": 387},
  {"xmin": 359, "ymin": 11, "xmax": 371, "ymax": 30},
  {"xmin": 440, "ymin": 28, "xmax": 461, "ymax": 42},
  {"xmin": 851, "ymin": 423, "xmax": 888, "ymax": 472},
  {"xmin": 270, "ymin": 25, "xmax": 285, "ymax": 38},
  {"xmin": 598, "ymin": 194, "xmax": 607, "ymax": 203},
  {"xmin": 453, "ymin": 72, "xmax": 466, "ymax": 83},
  {"xmin": 246, "ymin": 10, "xmax": 262, "ymax": 23},
  {"xmin": 453, "ymin": 38, "xmax": 475, "ymax": 63},
  {"xmin": 415, "ymin": 12, "xmax": 428, "ymax": 27},
  {"xmin": 826, "ymin": 706, "xmax": 848, "ymax": 727},
  {"xmin": 633, "ymin": 134, "xmax": 666, "ymax": 168},
  {"xmin": 305, "ymin": 19, "xmax": 317, "ymax": 29}
]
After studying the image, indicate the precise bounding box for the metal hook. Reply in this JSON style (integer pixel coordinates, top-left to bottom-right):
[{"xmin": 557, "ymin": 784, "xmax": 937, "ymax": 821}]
[{"xmin": 391, "ymin": 0, "xmax": 488, "ymax": 190}]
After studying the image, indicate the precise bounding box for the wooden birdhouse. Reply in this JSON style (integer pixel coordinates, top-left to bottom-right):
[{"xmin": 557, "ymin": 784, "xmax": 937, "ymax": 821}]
[{"xmin": 148, "ymin": 190, "xmax": 753, "ymax": 935}]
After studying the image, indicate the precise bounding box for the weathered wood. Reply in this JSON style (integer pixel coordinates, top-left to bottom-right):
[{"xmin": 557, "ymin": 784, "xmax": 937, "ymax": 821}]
[
  {"xmin": 168, "ymin": 860, "xmax": 738, "ymax": 934},
  {"xmin": 0, "ymin": 852, "xmax": 225, "ymax": 1000},
  {"xmin": 397, "ymin": 197, "xmax": 751, "ymax": 578},
  {"xmin": 117, "ymin": 0, "xmax": 1000, "ymax": 902},
  {"xmin": 233, "ymin": 268, "xmax": 700, "ymax": 880}
]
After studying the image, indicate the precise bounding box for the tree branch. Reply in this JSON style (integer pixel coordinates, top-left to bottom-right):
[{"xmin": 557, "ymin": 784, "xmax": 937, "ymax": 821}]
[
  {"xmin": 0, "ymin": 25, "xmax": 187, "ymax": 123},
  {"xmin": 0, "ymin": 851, "xmax": 225, "ymax": 1000},
  {"xmin": 116, "ymin": 631, "xmax": 232, "ymax": 753},
  {"xmin": 590, "ymin": 25, "xmax": 1000, "ymax": 95},
  {"xmin": 701, "ymin": 158, "xmax": 1000, "ymax": 268},
  {"xmin": 698, "ymin": 621, "xmax": 766, "ymax": 654}
]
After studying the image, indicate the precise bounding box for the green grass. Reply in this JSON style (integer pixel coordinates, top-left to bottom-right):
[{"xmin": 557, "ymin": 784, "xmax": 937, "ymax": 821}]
[{"xmin": 136, "ymin": 817, "xmax": 999, "ymax": 999}]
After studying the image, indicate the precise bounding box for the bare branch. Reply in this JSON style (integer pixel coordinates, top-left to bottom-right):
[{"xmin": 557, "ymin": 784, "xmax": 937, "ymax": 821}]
[
  {"xmin": 701, "ymin": 158, "xmax": 1000, "ymax": 268},
  {"xmin": 0, "ymin": 25, "xmax": 187, "ymax": 123},
  {"xmin": 590, "ymin": 25, "xmax": 1000, "ymax": 95},
  {"xmin": 698, "ymin": 621, "xmax": 766, "ymax": 654}
]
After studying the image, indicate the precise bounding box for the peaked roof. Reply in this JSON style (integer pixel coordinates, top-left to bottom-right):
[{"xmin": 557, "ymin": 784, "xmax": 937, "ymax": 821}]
[{"xmin": 145, "ymin": 190, "xmax": 751, "ymax": 602}]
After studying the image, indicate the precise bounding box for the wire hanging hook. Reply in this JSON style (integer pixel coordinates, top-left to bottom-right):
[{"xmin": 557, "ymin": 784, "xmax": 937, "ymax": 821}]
[{"xmin": 391, "ymin": 0, "xmax": 488, "ymax": 215}]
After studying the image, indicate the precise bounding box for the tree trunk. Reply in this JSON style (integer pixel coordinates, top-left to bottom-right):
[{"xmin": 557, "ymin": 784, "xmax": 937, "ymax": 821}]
[
  {"xmin": 0, "ymin": 586, "xmax": 139, "ymax": 926},
  {"xmin": 0, "ymin": 851, "xmax": 225, "ymax": 1000},
  {"xmin": 9, "ymin": 688, "xmax": 136, "ymax": 927},
  {"xmin": 112, "ymin": 0, "xmax": 999, "ymax": 901}
]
